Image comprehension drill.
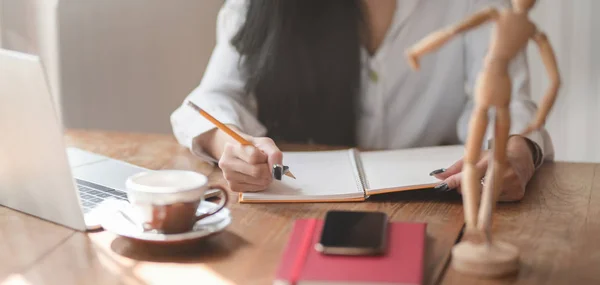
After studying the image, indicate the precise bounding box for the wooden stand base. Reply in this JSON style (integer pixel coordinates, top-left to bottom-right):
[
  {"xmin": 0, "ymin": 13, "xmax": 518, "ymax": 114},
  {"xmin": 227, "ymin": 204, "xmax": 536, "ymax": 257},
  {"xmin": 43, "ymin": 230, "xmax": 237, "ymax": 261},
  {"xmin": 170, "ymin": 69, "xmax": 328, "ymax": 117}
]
[{"xmin": 451, "ymin": 240, "xmax": 519, "ymax": 278}]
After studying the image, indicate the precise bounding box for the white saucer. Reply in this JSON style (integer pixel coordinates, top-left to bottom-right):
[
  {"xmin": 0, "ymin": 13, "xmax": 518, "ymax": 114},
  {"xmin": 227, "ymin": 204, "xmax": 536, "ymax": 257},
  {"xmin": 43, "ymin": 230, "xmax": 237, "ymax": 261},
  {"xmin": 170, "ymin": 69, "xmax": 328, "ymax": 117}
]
[{"xmin": 99, "ymin": 200, "xmax": 231, "ymax": 243}]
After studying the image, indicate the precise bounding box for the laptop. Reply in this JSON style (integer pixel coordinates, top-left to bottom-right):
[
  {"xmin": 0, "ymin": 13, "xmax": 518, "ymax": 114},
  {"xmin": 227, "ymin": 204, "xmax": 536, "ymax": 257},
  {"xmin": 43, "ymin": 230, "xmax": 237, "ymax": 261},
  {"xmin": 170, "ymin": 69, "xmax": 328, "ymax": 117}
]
[{"xmin": 0, "ymin": 49, "xmax": 180, "ymax": 231}]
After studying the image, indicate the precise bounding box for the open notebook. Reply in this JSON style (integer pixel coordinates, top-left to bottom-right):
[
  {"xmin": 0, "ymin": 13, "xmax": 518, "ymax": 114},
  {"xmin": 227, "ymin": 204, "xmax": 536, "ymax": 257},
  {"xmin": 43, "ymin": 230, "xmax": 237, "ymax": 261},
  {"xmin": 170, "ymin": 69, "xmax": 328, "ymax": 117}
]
[{"xmin": 239, "ymin": 145, "xmax": 465, "ymax": 203}]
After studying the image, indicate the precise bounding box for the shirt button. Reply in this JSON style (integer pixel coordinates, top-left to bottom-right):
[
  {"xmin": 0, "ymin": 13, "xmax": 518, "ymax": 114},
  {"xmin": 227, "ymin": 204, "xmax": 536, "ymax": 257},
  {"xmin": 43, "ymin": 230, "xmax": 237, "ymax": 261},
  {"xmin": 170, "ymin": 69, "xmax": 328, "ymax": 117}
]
[{"xmin": 369, "ymin": 68, "xmax": 379, "ymax": 82}]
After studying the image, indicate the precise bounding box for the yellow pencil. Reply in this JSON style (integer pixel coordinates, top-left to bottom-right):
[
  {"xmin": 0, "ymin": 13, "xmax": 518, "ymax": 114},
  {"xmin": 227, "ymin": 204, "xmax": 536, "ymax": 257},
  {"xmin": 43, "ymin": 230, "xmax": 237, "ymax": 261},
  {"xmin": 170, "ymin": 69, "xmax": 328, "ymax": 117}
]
[{"xmin": 187, "ymin": 101, "xmax": 295, "ymax": 179}]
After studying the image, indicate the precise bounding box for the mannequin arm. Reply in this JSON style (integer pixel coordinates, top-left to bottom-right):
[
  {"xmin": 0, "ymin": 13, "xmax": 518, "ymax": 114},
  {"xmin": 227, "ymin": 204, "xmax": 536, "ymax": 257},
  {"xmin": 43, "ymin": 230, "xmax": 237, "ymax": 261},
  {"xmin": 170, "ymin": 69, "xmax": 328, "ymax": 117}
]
[
  {"xmin": 521, "ymin": 31, "xmax": 561, "ymax": 135},
  {"xmin": 406, "ymin": 7, "xmax": 499, "ymax": 70}
]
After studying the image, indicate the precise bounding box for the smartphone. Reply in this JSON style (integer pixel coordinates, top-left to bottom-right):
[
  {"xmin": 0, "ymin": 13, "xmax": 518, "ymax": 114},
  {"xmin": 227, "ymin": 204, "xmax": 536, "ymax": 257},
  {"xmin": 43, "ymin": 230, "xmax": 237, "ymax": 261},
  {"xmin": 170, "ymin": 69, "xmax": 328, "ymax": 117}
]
[{"xmin": 315, "ymin": 210, "xmax": 388, "ymax": 256}]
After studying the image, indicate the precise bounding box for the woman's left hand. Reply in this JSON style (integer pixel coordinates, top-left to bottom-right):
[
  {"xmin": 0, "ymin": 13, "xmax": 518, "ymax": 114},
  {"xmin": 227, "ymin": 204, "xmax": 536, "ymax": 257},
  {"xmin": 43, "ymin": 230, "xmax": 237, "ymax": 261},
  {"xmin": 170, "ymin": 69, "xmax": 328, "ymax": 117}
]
[{"xmin": 430, "ymin": 136, "xmax": 536, "ymax": 201}]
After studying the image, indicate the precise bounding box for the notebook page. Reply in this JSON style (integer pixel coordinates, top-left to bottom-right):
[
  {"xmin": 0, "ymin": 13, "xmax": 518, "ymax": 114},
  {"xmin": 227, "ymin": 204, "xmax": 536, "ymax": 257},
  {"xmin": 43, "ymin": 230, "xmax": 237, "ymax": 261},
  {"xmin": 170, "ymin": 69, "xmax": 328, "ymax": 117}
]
[
  {"xmin": 240, "ymin": 149, "xmax": 365, "ymax": 201},
  {"xmin": 360, "ymin": 145, "xmax": 465, "ymax": 192}
]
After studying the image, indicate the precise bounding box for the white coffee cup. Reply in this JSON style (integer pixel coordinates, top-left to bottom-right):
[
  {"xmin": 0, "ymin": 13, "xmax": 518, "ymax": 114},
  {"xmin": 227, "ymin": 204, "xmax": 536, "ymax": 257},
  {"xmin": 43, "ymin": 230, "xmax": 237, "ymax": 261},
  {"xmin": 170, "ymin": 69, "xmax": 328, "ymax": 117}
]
[{"xmin": 125, "ymin": 170, "xmax": 228, "ymax": 234}]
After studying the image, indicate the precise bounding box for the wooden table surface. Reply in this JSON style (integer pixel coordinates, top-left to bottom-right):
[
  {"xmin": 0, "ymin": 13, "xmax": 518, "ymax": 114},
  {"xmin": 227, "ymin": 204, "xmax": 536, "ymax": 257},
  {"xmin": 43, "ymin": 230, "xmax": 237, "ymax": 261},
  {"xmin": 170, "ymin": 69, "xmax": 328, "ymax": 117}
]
[{"xmin": 1, "ymin": 130, "xmax": 599, "ymax": 285}]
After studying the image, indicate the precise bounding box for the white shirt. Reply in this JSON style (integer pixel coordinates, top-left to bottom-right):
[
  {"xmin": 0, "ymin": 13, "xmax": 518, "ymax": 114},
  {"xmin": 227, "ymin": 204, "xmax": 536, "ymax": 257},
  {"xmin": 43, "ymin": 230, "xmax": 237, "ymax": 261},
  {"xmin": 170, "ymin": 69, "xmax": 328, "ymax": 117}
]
[{"xmin": 170, "ymin": 0, "xmax": 554, "ymax": 165}]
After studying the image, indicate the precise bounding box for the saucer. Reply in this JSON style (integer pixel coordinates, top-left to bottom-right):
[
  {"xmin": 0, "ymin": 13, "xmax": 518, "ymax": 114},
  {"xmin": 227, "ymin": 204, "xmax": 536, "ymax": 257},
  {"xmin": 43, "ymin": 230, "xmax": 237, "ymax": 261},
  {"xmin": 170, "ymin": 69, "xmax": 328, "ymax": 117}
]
[
  {"xmin": 95, "ymin": 198, "xmax": 230, "ymax": 227},
  {"xmin": 99, "ymin": 200, "xmax": 231, "ymax": 243}
]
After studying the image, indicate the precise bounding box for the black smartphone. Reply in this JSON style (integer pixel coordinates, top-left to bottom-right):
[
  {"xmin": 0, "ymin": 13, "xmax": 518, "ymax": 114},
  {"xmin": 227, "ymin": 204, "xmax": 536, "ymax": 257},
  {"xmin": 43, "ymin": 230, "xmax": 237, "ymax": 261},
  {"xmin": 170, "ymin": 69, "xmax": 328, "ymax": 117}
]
[{"xmin": 315, "ymin": 210, "xmax": 388, "ymax": 256}]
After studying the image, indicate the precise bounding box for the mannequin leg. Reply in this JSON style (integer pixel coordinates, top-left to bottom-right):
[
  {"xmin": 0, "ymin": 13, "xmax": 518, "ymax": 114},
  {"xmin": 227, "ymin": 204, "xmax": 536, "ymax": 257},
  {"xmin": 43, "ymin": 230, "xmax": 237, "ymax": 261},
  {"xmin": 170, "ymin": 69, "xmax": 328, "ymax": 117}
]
[
  {"xmin": 479, "ymin": 152, "xmax": 496, "ymax": 242},
  {"xmin": 451, "ymin": 106, "xmax": 519, "ymax": 278},
  {"xmin": 477, "ymin": 107, "xmax": 511, "ymax": 239},
  {"xmin": 462, "ymin": 105, "xmax": 489, "ymax": 232}
]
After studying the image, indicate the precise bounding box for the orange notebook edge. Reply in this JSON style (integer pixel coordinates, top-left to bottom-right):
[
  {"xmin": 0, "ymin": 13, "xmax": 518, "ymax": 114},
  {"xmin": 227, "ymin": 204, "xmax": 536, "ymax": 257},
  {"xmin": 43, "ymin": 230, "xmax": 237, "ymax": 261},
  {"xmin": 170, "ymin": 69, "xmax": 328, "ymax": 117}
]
[
  {"xmin": 365, "ymin": 182, "xmax": 438, "ymax": 196},
  {"xmin": 237, "ymin": 184, "xmax": 438, "ymax": 203},
  {"xmin": 238, "ymin": 193, "xmax": 367, "ymax": 203}
]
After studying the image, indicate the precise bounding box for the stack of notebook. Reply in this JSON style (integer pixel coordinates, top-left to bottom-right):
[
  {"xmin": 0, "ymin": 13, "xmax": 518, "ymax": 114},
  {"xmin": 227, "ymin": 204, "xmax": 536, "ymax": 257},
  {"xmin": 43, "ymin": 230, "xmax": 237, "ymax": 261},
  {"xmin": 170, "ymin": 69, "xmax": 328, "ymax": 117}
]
[{"xmin": 274, "ymin": 218, "xmax": 427, "ymax": 285}]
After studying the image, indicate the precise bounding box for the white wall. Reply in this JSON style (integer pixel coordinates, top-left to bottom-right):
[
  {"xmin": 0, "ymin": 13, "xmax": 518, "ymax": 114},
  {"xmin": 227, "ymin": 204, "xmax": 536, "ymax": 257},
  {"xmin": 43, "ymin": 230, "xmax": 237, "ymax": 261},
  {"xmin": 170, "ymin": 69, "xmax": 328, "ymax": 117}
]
[
  {"xmin": 0, "ymin": 0, "xmax": 62, "ymax": 120},
  {"xmin": 0, "ymin": 0, "xmax": 222, "ymax": 133},
  {"xmin": 56, "ymin": 0, "xmax": 222, "ymax": 133},
  {"xmin": 527, "ymin": 0, "xmax": 600, "ymax": 163},
  {"xmin": 38, "ymin": 0, "xmax": 61, "ymax": 120},
  {"xmin": 0, "ymin": 0, "xmax": 38, "ymax": 54},
  {"xmin": 0, "ymin": 0, "xmax": 3, "ymax": 47}
]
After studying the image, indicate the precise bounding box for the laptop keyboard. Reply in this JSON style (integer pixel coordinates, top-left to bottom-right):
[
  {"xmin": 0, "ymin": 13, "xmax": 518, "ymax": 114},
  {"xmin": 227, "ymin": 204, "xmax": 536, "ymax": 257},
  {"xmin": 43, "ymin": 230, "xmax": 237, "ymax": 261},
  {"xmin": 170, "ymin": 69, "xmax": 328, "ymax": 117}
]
[{"xmin": 75, "ymin": 179, "xmax": 127, "ymax": 213}]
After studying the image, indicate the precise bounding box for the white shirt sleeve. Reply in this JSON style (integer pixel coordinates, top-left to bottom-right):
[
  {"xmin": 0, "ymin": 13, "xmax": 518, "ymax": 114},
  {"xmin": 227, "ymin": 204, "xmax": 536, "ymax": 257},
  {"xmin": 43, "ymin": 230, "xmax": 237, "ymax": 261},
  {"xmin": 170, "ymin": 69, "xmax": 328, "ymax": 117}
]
[
  {"xmin": 170, "ymin": 0, "xmax": 267, "ymax": 163},
  {"xmin": 456, "ymin": 0, "xmax": 554, "ymax": 167}
]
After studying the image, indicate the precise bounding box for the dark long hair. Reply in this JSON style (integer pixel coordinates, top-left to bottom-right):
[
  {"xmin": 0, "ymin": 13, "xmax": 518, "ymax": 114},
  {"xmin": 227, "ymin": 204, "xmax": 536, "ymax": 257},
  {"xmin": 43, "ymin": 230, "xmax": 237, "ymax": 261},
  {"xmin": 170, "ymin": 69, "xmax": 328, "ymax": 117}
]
[{"xmin": 231, "ymin": 0, "xmax": 366, "ymax": 146}]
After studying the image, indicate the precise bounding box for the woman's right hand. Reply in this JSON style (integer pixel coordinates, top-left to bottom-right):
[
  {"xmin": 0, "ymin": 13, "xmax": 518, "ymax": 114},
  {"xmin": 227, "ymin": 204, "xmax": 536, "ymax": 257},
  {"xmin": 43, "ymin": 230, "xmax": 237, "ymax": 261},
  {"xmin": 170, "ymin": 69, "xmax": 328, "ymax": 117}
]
[{"xmin": 218, "ymin": 136, "xmax": 283, "ymax": 192}]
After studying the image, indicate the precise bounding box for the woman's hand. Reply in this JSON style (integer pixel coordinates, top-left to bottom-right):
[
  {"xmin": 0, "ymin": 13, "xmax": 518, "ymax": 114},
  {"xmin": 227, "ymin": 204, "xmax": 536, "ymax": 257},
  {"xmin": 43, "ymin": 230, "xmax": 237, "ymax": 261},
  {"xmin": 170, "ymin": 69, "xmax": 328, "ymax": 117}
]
[
  {"xmin": 430, "ymin": 136, "xmax": 536, "ymax": 201},
  {"xmin": 194, "ymin": 126, "xmax": 283, "ymax": 192},
  {"xmin": 218, "ymin": 136, "xmax": 283, "ymax": 192}
]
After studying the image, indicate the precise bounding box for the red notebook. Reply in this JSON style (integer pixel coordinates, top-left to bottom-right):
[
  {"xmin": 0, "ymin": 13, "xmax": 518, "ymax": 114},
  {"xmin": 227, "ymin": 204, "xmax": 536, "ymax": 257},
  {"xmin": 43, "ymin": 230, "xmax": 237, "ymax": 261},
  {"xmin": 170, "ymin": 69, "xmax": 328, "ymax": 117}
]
[{"xmin": 274, "ymin": 219, "xmax": 426, "ymax": 285}]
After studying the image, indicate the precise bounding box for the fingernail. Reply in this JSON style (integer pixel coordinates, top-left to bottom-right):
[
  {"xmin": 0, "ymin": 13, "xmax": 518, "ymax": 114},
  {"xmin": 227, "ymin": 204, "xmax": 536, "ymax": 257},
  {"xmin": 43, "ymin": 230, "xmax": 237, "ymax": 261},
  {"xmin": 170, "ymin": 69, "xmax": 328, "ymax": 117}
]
[
  {"xmin": 434, "ymin": 182, "xmax": 450, "ymax": 192},
  {"xmin": 429, "ymin": 168, "xmax": 446, "ymax": 176},
  {"xmin": 244, "ymin": 145, "xmax": 255, "ymax": 155},
  {"xmin": 273, "ymin": 164, "xmax": 283, "ymax": 180}
]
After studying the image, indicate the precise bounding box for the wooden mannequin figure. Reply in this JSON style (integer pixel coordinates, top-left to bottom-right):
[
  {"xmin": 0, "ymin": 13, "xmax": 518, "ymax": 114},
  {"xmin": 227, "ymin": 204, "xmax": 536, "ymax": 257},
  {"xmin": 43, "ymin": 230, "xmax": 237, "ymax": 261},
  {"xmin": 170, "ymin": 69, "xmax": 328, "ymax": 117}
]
[{"xmin": 406, "ymin": 0, "xmax": 560, "ymax": 278}]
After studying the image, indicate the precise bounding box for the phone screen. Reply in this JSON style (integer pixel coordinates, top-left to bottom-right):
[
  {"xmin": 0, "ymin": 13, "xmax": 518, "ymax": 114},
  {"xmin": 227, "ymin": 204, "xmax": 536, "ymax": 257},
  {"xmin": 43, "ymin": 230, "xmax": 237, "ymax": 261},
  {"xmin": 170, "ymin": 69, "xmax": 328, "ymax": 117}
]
[{"xmin": 317, "ymin": 210, "xmax": 388, "ymax": 255}]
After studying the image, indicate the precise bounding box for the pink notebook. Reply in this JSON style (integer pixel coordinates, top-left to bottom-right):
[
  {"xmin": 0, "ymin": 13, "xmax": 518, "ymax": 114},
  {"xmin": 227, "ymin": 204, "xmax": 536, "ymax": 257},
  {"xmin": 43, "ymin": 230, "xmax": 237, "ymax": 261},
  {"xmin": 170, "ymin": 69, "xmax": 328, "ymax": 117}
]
[{"xmin": 274, "ymin": 219, "xmax": 426, "ymax": 285}]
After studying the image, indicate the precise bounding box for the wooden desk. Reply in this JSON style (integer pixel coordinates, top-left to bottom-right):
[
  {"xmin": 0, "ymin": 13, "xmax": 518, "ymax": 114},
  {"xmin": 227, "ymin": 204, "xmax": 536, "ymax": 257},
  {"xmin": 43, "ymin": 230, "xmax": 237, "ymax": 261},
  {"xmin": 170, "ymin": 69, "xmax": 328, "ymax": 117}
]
[
  {"xmin": 1, "ymin": 130, "xmax": 598, "ymax": 285},
  {"xmin": 441, "ymin": 162, "xmax": 600, "ymax": 285}
]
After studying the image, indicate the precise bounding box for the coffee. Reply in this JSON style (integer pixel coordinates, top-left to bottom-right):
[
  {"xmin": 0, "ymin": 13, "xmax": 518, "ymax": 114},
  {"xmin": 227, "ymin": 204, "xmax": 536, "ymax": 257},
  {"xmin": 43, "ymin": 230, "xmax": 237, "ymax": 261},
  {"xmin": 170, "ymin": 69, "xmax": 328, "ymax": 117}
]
[
  {"xmin": 125, "ymin": 170, "xmax": 228, "ymax": 234},
  {"xmin": 145, "ymin": 201, "xmax": 201, "ymax": 234}
]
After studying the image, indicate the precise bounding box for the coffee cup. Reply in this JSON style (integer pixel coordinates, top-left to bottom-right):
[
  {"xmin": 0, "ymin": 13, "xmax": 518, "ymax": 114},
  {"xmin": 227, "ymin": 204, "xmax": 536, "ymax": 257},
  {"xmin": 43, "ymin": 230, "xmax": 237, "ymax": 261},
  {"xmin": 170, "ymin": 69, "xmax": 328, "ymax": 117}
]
[{"xmin": 125, "ymin": 170, "xmax": 228, "ymax": 234}]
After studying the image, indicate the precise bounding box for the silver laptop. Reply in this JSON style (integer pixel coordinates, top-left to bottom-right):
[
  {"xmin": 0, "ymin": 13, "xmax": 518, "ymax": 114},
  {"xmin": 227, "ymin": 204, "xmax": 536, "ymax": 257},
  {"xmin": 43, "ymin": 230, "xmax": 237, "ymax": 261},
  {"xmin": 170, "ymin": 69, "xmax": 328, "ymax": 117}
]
[{"xmin": 0, "ymin": 49, "xmax": 151, "ymax": 231}]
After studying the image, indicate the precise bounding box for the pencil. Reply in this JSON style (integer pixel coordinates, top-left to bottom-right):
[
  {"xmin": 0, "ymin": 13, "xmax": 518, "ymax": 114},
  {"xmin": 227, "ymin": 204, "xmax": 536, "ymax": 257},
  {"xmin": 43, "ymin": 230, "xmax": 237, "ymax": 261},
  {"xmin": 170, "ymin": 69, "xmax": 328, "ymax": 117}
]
[{"xmin": 187, "ymin": 101, "xmax": 296, "ymax": 179}]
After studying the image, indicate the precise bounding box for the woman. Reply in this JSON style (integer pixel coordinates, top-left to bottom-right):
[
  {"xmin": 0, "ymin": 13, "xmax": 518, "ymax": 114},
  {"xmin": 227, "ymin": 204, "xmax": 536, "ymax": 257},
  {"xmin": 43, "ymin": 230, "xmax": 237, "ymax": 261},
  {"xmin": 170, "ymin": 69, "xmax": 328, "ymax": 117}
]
[{"xmin": 170, "ymin": 0, "xmax": 553, "ymax": 201}]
